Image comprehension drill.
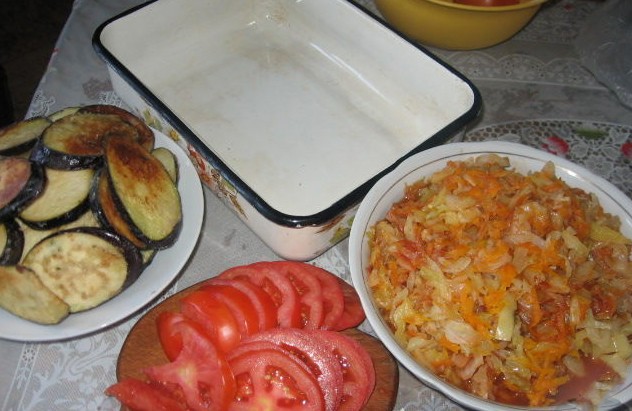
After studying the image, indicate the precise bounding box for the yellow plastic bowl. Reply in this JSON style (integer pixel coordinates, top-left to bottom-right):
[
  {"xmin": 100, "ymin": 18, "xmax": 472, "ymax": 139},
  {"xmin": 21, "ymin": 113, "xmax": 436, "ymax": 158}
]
[{"xmin": 375, "ymin": 0, "xmax": 547, "ymax": 50}]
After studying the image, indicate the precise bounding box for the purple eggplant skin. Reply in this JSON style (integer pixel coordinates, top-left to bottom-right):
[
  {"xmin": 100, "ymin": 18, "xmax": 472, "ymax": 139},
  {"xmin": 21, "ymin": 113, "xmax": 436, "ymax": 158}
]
[
  {"xmin": 88, "ymin": 169, "xmax": 115, "ymax": 233},
  {"xmin": 0, "ymin": 160, "xmax": 46, "ymax": 222},
  {"xmin": 140, "ymin": 249, "xmax": 157, "ymax": 269},
  {"xmin": 104, "ymin": 137, "xmax": 182, "ymax": 250},
  {"xmin": 0, "ymin": 117, "xmax": 51, "ymax": 157},
  {"xmin": 109, "ymin": 178, "xmax": 182, "ymax": 250},
  {"xmin": 77, "ymin": 105, "xmax": 155, "ymax": 152},
  {"xmin": 89, "ymin": 168, "xmax": 147, "ymax": 250},
  {"xmin": 29, "ymin": 138, "xmax": 103, "ymax": 171},
  {"xmin": 0, "ymin": 218, "xmax": 24, "ymax": 266},
  {"xmin": 18, "ymin": 166, "xmax": 95, "ymax": 231},
  {"xmin": 29, "ymin": 108, "xmax": 141, "ymax": 171},
  {"xmin": 108, "ymin": 179, "xmax": 183, "ymax": 250},
  {"xmin": 19, "ymin": 197, "xmax": 91, "ymax": 231},
  {"xmin": 58, "ymin": 226, "xmax": 144, "ymax": 290}
]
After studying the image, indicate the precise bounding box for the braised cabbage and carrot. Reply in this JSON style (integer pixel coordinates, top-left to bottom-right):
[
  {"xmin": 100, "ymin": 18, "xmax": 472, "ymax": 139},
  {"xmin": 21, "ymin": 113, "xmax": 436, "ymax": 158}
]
[{"xmin": 367, "ymin": 154, "xmax": 632, "ymax": 406}]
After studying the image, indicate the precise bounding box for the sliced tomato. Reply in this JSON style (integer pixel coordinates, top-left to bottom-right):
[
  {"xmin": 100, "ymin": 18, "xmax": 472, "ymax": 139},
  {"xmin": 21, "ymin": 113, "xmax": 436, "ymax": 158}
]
[
  {"xmin": 180, "ymin": 289, "xmax": 241, "ymax": 353},
  {"xmin": 243, "ymin": 328, "xmax": 343, "ymax": 411},
  {"xmin": 300, "ymin": 264, "xmax": 345, "ymax": 330},
  {"xmin": 332, "ymin": 278, "xmax": 365, "ymax": 331},
  {"xmin": 219, "ymin": 262, "xmax": 301, "ymax": 328},
  {"xmin": 106, "ymin": 377, "xmax": 187, "ymax": 411},
  {"xmin": 274, "ymin": 262, "xmax": 325, "ymax": 329},
  {"xmin": 156, "ymin": 311, "xmax": 185, "ymax": 361},
  {"xmin": 205, "ymin": 277, "xmax": 277, "ymax": 331},
  {"xmin": 228, "ymin": 339, "xmax": 289, "ymax": 359},
  {"xmin": 157, "ymin": 311, "xmax": 213, "ymax": 361},
  {"xmin": 309, "ymin": 330, "xmax": 375, "ymax": 410},
  {"xmin": 227, "ymin": 347, "xmax": 325, "ymax": 411},
  {"xmin": 199, "ymin": 283, "xmax": 260, "ymax": 336},
  {"xmin": 144, "ymin": 321, "xmax": 236, "ymax": 411}
]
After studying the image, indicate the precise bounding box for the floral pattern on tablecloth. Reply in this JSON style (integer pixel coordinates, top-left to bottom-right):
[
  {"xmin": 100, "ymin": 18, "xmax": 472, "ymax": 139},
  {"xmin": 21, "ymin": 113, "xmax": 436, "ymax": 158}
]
[{"xmin": 465, "ymin": 119, "xmax": 632, "ymax": 199}]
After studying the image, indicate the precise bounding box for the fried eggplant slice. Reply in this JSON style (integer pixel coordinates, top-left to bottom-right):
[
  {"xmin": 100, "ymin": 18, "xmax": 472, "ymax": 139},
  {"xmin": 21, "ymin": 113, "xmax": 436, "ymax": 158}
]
[
  {"xmin": 21, "ymin": 227, "xmax": 143, "ymax": 313},
  {"xmin": 151, "ymin": 146, "xmax": 179, "ymax": 183},
  {"xmin": 47, "ymin": 106, "xmax": 80, "ymax": 122},
  {"xmin": 78, "ymin": 105, "xmax": 154, "ymax": 151},
  {"xmin": 18, "ymin": 210, "xmax": 100, "ymax": 262},
  {"xmin": 104, "ymin": 137, "xmax": 182, "ymax": 249},
  {"xmin": 0, "ymin": 117, "xmax": 51, "ymax": 156},
  {"xmin": 0, "ymin": 157, "xmax": 45, "ymax": 221},
  {"xmin": 0, "ymin": 265, "xmax": 70, "ymax": 324},
  {"xmin": 19, "ymin": 167, "xmax": 94, "ymax": 230},
  {"xmin": 30, "ymin": 111, "xmax": 140, "ymax": 170},
  {"xmin": 90, "ymin": 169, "xmax": 147, "ymax": 249},
  {"xmin": 0, "ymin": 219, "xmax": 24, "ymax": 265},
  {"xmin": 141, "ymin": 249, "xmax": 158, "ymax": 268}
]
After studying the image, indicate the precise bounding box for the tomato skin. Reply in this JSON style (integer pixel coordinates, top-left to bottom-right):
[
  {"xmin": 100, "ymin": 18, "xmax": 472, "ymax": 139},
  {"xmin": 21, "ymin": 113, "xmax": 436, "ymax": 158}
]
[
  {"xmin": 157, "ymin": 311, "xmax": 212, "ymax": 361},
  {"xmin": 145, "ymin": 321, "xmax": 237, "ymax": 410},
  {"xmin": 454, "ymin": 0, "xmax": 520, "ymax": 6},
  {"xmin": 199, "ymin": 283, "xmax": 260, "ymax": 336},
  {"xmin": 332, "ymin": 278, "xmax": 366, "ymax": 331},
  {"xmin": 300, "ymin": 264, "xmax": 345, "ymax": 330},
  {"xmin": 219, "ymin": 263, "xmax": 302, "ymax": 328},
  {"xmin": 106, "ymin": 377, "xmax": 187, "ymax": 411},
  {"xmin": 112, "ymin": 262, "xmax": 374, "ymax": 411},
  {"xmin": 309, "ymin": 330, "xmax": 376, "ymax": 410},
  {"xmin": 205, "ymin": 277, "xmax": 278, "ymax": 331},
  {"xmin": 227, "ymin": 347, "xmax": 326, "ymax": 411},
  {"xmin": 243, "ymin": 328, "xmax": 343, "ymax": 411},
  {"xmin": 156, "ymin": 311, "xmax": 185, "ymax": 362},
  {"xmin": 219, "ymin": 261, "xmax": 365, "ymax": 331},
  {"xmin": 180, "ymin": 290, "xmax": 242, "ymax": 353},
  {"xmin": 275, "ymin": 261, "xmax": 325, "ymax": 329}
]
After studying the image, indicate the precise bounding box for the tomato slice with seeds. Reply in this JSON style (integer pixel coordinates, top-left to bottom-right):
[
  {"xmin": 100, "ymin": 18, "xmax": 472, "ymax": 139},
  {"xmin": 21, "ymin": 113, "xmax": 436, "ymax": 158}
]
[
  {"xmin": 309, "ymin": 330, "xmax": 375, "ymax": 410},
  {"xmin": 204, "ymin": 277, "xmax": 277, "ymax": 332},
  {"xmin": 180, "ymin": 289, "xmax": 242, "ymax": 353},
  {"xmin": 106, "ymin": 377, "xmax": 187, "ymax": 411},
  {"xmin": 227, "ymin": 347, "xmax": 325, "ymax": 411},
  {"xmin": 199, "ymin": 283, "xmax": 260, "ymax": 336},
  {"xmin": 219, "ymin": 263, "xmax": 301, "ymax": 328},
  {"xmin": 244, "ymin": 328, "xmax": 343, "ymax": 411},
  {"xmin": 145, "ymin": 321, "xmax": 237, "ymax": 410},
  {"xmin": 274, "ymin": 261, "xmax": 325, "ymax": 329},
  {"xmin": 300, "ymin": 264, "xmax": 345, "ymax": 330}
]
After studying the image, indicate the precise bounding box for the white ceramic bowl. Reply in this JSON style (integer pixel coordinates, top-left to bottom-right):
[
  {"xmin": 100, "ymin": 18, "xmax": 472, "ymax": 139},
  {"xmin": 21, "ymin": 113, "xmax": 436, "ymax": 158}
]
[{"xmin": 349, "ymin": 141, "xmax": 632, "ymax": 410}]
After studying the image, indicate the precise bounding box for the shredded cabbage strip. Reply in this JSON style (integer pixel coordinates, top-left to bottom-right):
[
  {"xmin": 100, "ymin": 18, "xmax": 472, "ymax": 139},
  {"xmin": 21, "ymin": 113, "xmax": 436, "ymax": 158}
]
[{"xmin": 367, "ymin": 155, "xmax": 632, "ymax": 406}]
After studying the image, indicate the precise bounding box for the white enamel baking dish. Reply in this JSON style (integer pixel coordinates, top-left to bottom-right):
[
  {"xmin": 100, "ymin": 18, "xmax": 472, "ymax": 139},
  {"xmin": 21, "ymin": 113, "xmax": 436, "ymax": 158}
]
[{"xmin": 93, "ymin": 0, "xmax": 481, "ymax": 261}]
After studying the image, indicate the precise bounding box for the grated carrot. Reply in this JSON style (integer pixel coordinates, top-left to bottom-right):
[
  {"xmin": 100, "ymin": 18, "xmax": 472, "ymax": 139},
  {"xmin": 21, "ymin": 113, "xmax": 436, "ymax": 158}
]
[{"xmin": 367, "ymin": 154, "xmax": 632, "ymax": 407}]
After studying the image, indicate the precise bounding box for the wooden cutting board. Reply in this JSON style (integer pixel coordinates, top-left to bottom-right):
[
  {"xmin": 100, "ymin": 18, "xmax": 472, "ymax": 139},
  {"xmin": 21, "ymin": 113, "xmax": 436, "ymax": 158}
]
[{"xmin": 116, "ymin": 280, "xmax": 400, "ymax": 410}]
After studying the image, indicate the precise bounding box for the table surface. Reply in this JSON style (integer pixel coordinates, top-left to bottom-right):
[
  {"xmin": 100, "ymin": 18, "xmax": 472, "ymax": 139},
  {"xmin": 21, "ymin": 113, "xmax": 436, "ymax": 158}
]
[{"xmin": 1, "ymin": 0, "xmax": 631, "ymax": 410}]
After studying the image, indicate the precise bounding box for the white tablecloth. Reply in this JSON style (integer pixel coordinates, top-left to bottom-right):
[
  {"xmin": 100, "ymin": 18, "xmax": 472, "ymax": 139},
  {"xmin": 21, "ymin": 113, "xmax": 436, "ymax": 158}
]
[{"xmin": 1, "ymin": 0, "xmax": 631, "ymax": 410}]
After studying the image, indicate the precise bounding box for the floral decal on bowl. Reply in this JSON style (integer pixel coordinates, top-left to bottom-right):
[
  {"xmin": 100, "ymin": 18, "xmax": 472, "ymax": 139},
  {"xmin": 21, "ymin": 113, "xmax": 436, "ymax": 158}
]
[
  {"xmin": 131, "ymin": 104, "xmax": 247, "ymax": 219},
  {"xmin": 140, "ymin": 108, "xmax": 180, "ymax": 142},
  {"xmin": 186, "ymin": 145, "xmax": 246, "ymax": 219},
  {"xmin": 329, "ymin": 216, "xmax": 355, "ymax": 246}
]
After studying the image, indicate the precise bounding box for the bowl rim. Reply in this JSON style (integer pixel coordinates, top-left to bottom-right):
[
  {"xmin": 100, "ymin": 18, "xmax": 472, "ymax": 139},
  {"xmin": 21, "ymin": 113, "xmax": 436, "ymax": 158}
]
[
  {"xmin": 349, "ymin": 141, "xmax": 632, "ymax": 411},
  {"xmin": 413, "ymin": 0, "xmax": 548, "ymax": 12},
  {"xmin": 92, "ymin": 0, "xmax": 482, "ymax": 229}
]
